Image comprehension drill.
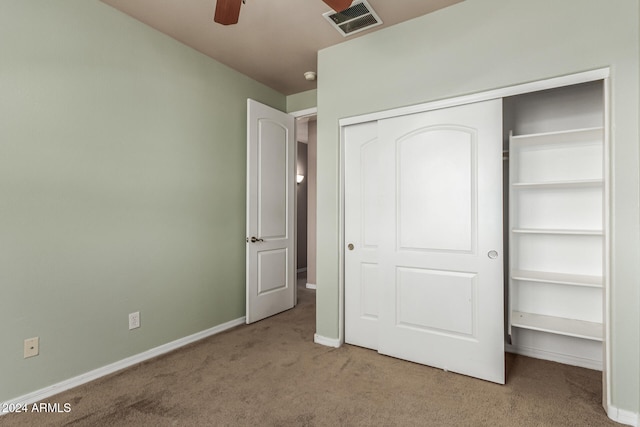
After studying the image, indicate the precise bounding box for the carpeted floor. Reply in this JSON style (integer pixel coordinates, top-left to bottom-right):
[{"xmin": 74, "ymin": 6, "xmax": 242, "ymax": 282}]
[{"xmin": 2, "ymin": 275, "xmax": 616, "ymax": 426}]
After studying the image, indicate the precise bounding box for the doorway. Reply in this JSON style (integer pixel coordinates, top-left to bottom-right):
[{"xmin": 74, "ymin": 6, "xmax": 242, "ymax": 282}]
[{"xmin": 294, "ymin": 112, "xmax": 318, "ymax": 292}]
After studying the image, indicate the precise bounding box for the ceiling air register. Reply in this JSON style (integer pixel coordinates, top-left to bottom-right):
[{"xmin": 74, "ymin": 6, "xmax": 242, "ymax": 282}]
[{"xmin": 323, "ymin": 1, "xmax": 382, "ymax": 37}]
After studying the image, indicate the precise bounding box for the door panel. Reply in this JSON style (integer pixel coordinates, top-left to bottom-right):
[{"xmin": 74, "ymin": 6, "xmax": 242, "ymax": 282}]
[
  {"xmin": 360, "ymin": 263, "xmax": 380, "ymax": 320},
  {"xmin": 395, "ymin": 267, "xmax": 476, "ymax": 336},
  {"xmin": 361, "ymin": 137, "xmax": 384, "ymax": 249},
  {"xmin": 257, "ymin": 249, "xmax": 288, "ymax": 294},
  {"xmin": 397, "ymin": 127, "xmax": 474, "ymax": 252},
  {"xmin": 345, "ymin": 100, "xmax": 504, "ymax": 384},
  {"xmin": 246, "ymin": 99, "xmax": 295, "ymax": 324},
  {"xmin": 258, "ymin": 121, "xmax": 288, "ymax": 239}
]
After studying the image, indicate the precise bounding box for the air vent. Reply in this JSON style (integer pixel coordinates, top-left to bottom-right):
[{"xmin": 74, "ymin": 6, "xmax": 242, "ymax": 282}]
[{"xmin": 323, "ymin": 1, "xmax": 382, "ymax": 37}]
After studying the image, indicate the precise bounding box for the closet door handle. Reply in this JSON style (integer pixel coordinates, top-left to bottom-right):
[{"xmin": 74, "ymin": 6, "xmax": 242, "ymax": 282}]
[{"xmin": 487, "ymin": 250, "xmax": 498, "ymax": 259}]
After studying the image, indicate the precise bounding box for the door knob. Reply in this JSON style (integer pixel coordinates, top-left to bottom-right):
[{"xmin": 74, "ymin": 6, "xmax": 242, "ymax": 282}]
[
  {"xmin": 347, "ymin": 243, "xmax": 355, "ymax": 251},
  {"xmin": 488, "ymin": 250, "xmax": 498, "ymax": 259},
  {"xmin": 250, "ymin": 236, "xmax": 264, "ymax": 243}
]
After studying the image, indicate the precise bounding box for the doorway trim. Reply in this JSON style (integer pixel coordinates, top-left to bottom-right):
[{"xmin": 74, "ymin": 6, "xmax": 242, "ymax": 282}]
[
  {"xmin": 290, "ymin": 110, "xmax": 319, "ymax": 279},
  {"xmin": 337, "ymin": 67, "xmax": 611, "ymax": 410},
  {"xmin": 290, "ymin": 107, "xmax": 317, "ymax": 119}
]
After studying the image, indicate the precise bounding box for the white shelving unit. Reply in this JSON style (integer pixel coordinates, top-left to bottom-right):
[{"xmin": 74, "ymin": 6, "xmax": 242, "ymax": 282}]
[{"xmin": 508, "ymin": 126, "xmax": 604, "ymax": 347}]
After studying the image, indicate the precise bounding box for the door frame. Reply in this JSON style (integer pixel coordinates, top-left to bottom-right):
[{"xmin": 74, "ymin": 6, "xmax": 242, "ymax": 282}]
[
  {"xmin": 290, "ymin": 107, "xmax": 317, "ymax": 119},
  {"xmin": 337, "ymin": 67, "xmax": 611, "ymax": 403},
  {"xmin": 291, "ymin": 107, "xmax": 318, "ymax": 291}
]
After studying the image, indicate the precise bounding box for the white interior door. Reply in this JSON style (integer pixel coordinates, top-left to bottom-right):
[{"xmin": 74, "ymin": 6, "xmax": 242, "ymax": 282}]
[
  {"xmin": 345, "ymin": 99, "xmax": 505, "ymax": 384},
  {"xmin": 246, "ymin": 99, "xmax": 296, "ymax": 324}
]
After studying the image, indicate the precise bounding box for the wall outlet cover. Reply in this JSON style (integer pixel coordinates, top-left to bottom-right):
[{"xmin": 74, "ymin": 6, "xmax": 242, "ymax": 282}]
[
  {"xmin": 129, "ymin": 312, "xmax": 140, "ymax": 330},
  {"xmin": 24, "ymin": 337, "xmax": 39, "ymax": 358}
]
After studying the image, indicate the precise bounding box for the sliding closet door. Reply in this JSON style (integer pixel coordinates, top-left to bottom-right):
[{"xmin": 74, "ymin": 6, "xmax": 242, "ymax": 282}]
[
  {"xmin": 344, "ymin": 121, "xmax": 382, "ymax": 350},
  {"xmin": 345, "ymin": 99, "xmax": 504, "ymax": 384},
  {"xmin": 376, "ymin": 99, "xmax": 504, "ymax": 384}
]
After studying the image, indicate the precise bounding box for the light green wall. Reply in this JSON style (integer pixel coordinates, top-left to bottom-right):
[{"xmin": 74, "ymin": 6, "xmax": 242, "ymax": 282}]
[
  {"xmin": 316, "ymin": 0, "xmax": 639, "ymax": 414},
  {"xmin": 0, "ymin": 0, "xmax": 285, "ymax": 401},
  {"xmin": 287, "ymin": 89, "xmax": 317, "ymax": 113}
]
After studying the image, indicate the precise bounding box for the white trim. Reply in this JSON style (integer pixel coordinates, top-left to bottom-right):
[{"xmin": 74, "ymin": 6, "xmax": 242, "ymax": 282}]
[
  {"xmin": 0, "ymin": 317, "xmax": 245, "ymax": 415},
  {"xmin": 607, "ymin": 406, "xmax": 639, "ymax": 427},
  {"xmin": 339, "ymin": 68, "xmax": 610, "ymax": 127},
  {"xmin": 290, "ymin": 107, "xmax": 317, "ymax": 118},
  {"xmin": 506, "ymin": 344, "xmax": 602, "ymax": 371},
  {"xmin": 314, "ymin": 333, "xmax": 341, "ymax": 348},
  {"xmin": 306, "ymin": 283, "xmax": 317, "ymax": 290},
  {"xmin": 603, "ymin": 76, "xmax": 613, "ymax": 416},
  {"xmin": 338, "ymin": 123, "xmax": 346, "ymax": 346},
  {"xmin": 296, "ymin": 267, "xmax": 308, "ymax": 274}
]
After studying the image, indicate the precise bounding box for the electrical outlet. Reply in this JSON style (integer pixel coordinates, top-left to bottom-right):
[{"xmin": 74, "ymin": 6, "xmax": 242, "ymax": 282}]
[
  {"xmin": 24, "ymin": 337, "xmax": 39, "ymax": 358},
  {"xmin": 128, "ymin": 311, "xmax": 140, "ymax": 330}
]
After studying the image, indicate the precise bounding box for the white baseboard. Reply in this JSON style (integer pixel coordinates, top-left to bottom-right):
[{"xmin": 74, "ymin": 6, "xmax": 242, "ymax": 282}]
[
  {"xmin": 0, "ymin": 316, "xmax": 246, "ymax": 415},
  {"xmin": 306, "ymin": 283, "xmax": 317, "ymax": 290},
  {"xmin": 506, "ymin": 343, "xmax": 602, "ymax": 371},
  {"xmin": 314, "ymin": 333, "xmax": 341, "ymax": 348},
  {"xmin": 607, "ymin": 405, "xmax": 639, "ymax": 426}
]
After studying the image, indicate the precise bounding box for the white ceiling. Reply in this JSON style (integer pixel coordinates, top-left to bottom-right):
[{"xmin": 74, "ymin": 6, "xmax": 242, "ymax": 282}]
[{"xmin": 100, "ymin": 0, "xmax": 463, "ymax": 95}]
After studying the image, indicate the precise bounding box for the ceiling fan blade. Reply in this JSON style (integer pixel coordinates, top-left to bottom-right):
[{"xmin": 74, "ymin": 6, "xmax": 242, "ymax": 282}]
[
  {"xmin": 322, "ymin": 0, "xmax": 353, "ymax": 13},
  {"xmin": 214, "ymin": 0, "xmax": 242, "ymax": 25}
]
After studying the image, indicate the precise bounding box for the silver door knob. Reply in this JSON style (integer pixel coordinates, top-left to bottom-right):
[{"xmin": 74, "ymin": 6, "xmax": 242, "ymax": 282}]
[
  {"xmin": 488, "ymin": 250, "xmax": 498, "ymax": 259},
  {"xmin": 347, "ymin": 243, "xmax": 355, "ymax": 251}
]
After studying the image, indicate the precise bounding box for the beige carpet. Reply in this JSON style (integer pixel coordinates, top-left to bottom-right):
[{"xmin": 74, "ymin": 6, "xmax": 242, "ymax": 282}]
[{"xmin": 2, "ymin": 277, "xmax": 616, "ymax": 426}]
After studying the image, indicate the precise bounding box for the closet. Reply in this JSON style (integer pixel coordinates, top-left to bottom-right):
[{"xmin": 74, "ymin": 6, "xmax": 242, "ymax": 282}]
[
  {"xmin": 342, "ymin": 74, "xmax": 607, "ymax": 383},
  {"xmin": 504, "ymin": 81, "xmax": 605, "ymax": 370}
]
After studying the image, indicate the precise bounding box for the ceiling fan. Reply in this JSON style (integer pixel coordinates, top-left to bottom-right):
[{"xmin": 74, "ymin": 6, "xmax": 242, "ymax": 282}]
[{"xmin": 214, "ymin": 0, "xmax": 353, "ymax": 25}]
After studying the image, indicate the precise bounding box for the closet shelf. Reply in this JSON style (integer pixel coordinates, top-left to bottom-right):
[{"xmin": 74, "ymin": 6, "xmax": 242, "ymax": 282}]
[
  {"xmin": 511, "ymin": 179, "xmax": 603, "ymax": 189},
  {"xmin": 511, "ymin": 270, "xmax": 603, "ymax": 288},
  {"xmin": 510, "ymin": 126, "xmax": 604, "ymax": 146},
  {"xmin": 511, "ymin": 311, "xmax": 603, "ymax": 342},
  {"xmin": 512, "ymin": 228, "xmax": 603, "ymax": 236}
]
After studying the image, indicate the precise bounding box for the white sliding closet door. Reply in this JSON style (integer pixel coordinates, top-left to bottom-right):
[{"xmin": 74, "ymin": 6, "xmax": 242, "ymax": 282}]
[
  {"xmin": 345, "ymin": 99, "xmax": 505, "ymax": 384},
  {"xmin": 344, "ymin": 120, "xmax": 381, "ymax": 350}
]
